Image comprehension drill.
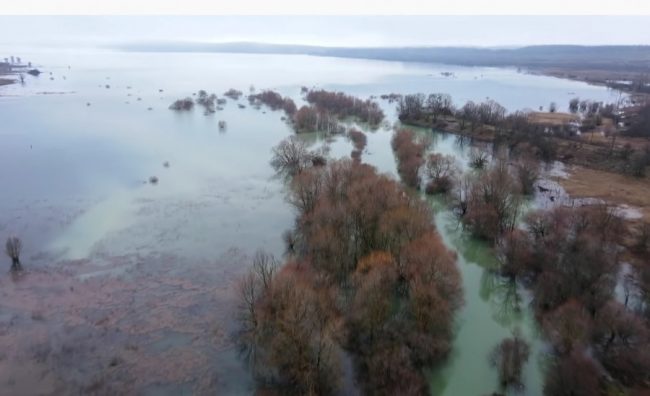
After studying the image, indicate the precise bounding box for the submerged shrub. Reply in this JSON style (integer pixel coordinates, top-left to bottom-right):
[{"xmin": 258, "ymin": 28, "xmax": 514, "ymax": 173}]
[
  {"xmin": 169, "ymin": 97, "xmax": 194, "ymax": 111},
  {"xmin": 490, "ymin": 330, "xmax": 530, "ymax": 389}
]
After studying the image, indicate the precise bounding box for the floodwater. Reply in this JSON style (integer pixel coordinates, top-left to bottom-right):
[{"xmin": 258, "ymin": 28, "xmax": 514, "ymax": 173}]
[{"xmin": 0, "ymin": 48, "xmax": 620, "ymax": 395}]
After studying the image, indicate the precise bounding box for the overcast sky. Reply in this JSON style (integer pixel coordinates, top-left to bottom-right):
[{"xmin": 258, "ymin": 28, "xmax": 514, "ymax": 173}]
[{"xmin": 2, "ymin": 16, "xmax": 649, "ymax": 48}]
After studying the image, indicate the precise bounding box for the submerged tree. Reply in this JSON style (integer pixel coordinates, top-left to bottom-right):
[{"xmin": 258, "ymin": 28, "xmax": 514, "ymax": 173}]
[
  {"xmin": 460, "ymin": 160, "xmax": 523, "ymax": 242},
  {"xmin": 490, "ymin": 329, "xmax": 530, "ymax": 389},
  {"xmin": 543, "ymin": 350, "xmax": 601, "ymax": 396},
  {"xmin": 270, "ymin": 137, "xmax": 311, "ymax": 177},
  {"xmin": 5, "ymin": 236, "xmax": 22, "ymax": 270},
  {"xmin": 424, "ymin": 153, "xmax": 458, "ymax": 194},
  {"xmin": 391, "ymin": 129, "xmax": 427, "ymax": 189}
]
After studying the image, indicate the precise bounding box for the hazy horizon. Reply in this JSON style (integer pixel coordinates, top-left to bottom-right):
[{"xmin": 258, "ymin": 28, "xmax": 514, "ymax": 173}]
[{"xmin": 1, "ymin": 16, "xmax": 649, "ymax": 49}]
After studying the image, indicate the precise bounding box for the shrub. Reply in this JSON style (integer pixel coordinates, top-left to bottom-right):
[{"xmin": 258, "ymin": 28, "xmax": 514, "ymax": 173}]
[
  {"xmin": 169, "ymin": 97, "xmax": 194, "ymax": 111},
  {"xmin": 223, "ymin": 88, "xmax": 243, "ymax": 100}
]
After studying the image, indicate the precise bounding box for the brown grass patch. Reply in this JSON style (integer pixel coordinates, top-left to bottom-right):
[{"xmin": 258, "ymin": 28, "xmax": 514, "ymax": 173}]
[
  {"xmin": 558, "ymin": 165, "xmax": 650, "ymax": 221},
  {"xmin": 528, "ymin": 112, "xmax": 579, "ymax": 126}
]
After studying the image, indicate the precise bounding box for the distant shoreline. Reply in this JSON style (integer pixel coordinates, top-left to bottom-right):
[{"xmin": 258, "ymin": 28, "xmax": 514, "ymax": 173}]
[{"xmin": 118, "ymin": 42, "xmax": 650, "ymax": 94}]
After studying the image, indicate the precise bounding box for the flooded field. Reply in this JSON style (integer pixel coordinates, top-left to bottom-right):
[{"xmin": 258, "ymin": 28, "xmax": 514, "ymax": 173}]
[{"xmin": 0, "ymin": 49, "xmax": 622, "ymax": 395}]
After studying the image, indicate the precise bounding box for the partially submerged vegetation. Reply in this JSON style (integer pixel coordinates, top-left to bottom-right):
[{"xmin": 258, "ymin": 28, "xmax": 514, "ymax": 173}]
[
  {"xmin": 292, "ymin": 89, "xmax": 385, "ymax": 134},
  {"xmin": 490, "ymin": 330, "xmax": 530, "ymax": 391},
  {"xmin": 397, "ymin": 92, "xmax": 650, "ymax": 178},
  {"xmin": 498, "ymin": 206, "xmax": 650, "ymax": 394},
  {"xmin": 169, "ymin": 97, "xmax": 194, "ymax": 111},
  {"xmin": 304, "ymin": 89, "xmax": 384, "ymax": 128},
  {"xmin": 248, "ymin": 90, "xmax": 297, "ymax": 116},
  {"xmin": 237, "ymin": 156, "xmax": 463, "ymax": 395},
  {"xmin": 347, "ymin": 129, "xmax": 367, "ymax": 162},
  {"xmin": 223, "ymin": 88, "xmax": 243, "ymax": 100},
  {"xmin": 5, "ymin": 236, "xmax": 23, "ymax": 271},
  {"xmin": 391, "ymin": 129, "xmax": 427, "ymax": 189}
]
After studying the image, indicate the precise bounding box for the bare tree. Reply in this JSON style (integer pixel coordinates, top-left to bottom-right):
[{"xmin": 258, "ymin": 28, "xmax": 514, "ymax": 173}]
[
  {"xmin": 5, "ymin": 236, "xmax": 22, "ymax": 270},
  {"xmin": 270, "ymin": 137, "xmax": 311, "ymax": 177}
]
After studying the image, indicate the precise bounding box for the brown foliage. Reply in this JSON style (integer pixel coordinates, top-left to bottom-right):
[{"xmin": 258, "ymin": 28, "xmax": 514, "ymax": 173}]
[
  {"xmin": 542, "ymin": 299, "xmax": 593, "ymax": 355},
  {"xmin": 237, "ymin": 254, "xmax": 341, "ymax": 395},
  {"xmin": 503, "ymin": 205, "xmax": 650, "ymax": 393},
  {"xmin": 497, "ymin": 229, "xmax": 532, "ymax": 279},
  {"xmin": 239, "ymin": 159, "xmax": 462, "ymax": 394},
  {"xmin": 592, "ymin": 301, "xmax": 650, "ymax": 386},
  {"xmin": 347, "ymin": 129, "xmax": 367, "ymax": 151},
  {"xmin": 490, "ymin": 330, "xmax": 530, "ymax": 389},
  {"xmin": 305, "ymin": 89, "xmax": 384, "ymax": 127},
  {"xmin": 424, "ymin": 153, "xmax": 458, "ymax": 194},
  {"xmin": 461, "ymin": 161, "xmax": 522, "ymax": 242},
  {"xmin": 293, "ymin": 105, "xmax": 319, "ymax": 132},
  {"xmin": 391, "ymin": 129, "xmax": 426, "ymax": 189},
  {"xmin": 248, "ymin": 90, "xmax": 297, "ymax": 116},
  {"xmin": 543, "ymin": 350, "xmax": 602, "ymax": 396}
]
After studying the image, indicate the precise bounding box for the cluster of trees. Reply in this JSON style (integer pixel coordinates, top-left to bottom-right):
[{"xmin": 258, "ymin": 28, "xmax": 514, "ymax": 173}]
[
  {"xmin": 624, "ymin": 103, "xmax": 650, "ymax": 138},
  {"xmin": 237, "ymin": 159, "xmax": 463, "ymax": 395},
  {"xmin": 305, "ymin": 89, "xmax": 385, "ymax": 127},
  {"xmin": 379, "ymin": 93, "xmax": 402, "ymax": 103},
  {"xmin": 223, "ymin": 88, "xmax": 243, "ymax": 100},
  {"xmin": 497, "ymin": 206, "xmax": 650, "ymax": 394},
  {"xmin": 454, "ymin": 160, "xmax": 524, "ymax": 242},
  {"xmin": 248, "ymin": 90, "xmax": 297, "ymax": 116},
  {"xmin": 497, "ymin": 111, "xmax": 558, "ymax": 161},
  {"xmin": 390, "ymin": 131, "xmax": 538, "ymax": 244},
  {"xmin": 196, "ymin": 90, "xmax": 218, "ymax": 114},
  {"xmin": 397, "ymin": 93, "xmax": 455, "ymax": 126},
  {"xmin": 168, "ymin": 97, "xmax": 194, "ymax": 111},
  {"xmin": 457, "ymin": 100, "xmax": 506, "ymax": 131},
  {"xmin": 397, "ymin": 94, "xmax": 558, "ymax": 162},
  {"xmin": 292, "ymin": 90, "xmax": 385, "ymax": 134},
  {"xmin": 391, "ymin": 129, "xmax": 428, "ymax": 189},
  {"xmin": 293, "ymin": 105, "xmax": 345, "ymax": 134},
  {"xmin": 568, "ymin": 97, "xmax": 615, "ymax": 118},
  {"xmin": 397, "ymin": 93, "xmax": 504, "ymax": 132}
]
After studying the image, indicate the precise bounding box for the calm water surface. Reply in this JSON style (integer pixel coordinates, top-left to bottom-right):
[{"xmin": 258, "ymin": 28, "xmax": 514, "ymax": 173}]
[{"xmin": 0, "ymin": 49, "xmax": 619, "ymax": 394}]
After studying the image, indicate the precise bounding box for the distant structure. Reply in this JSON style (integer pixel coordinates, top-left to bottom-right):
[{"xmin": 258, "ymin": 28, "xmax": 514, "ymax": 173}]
[
  {"xmin": 16, "ymin": 57, "xmax": 21, "ymax": 64},
  {"xmin": 10, "ymin": 56, "xmax": 14, "ymax": 64}
]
